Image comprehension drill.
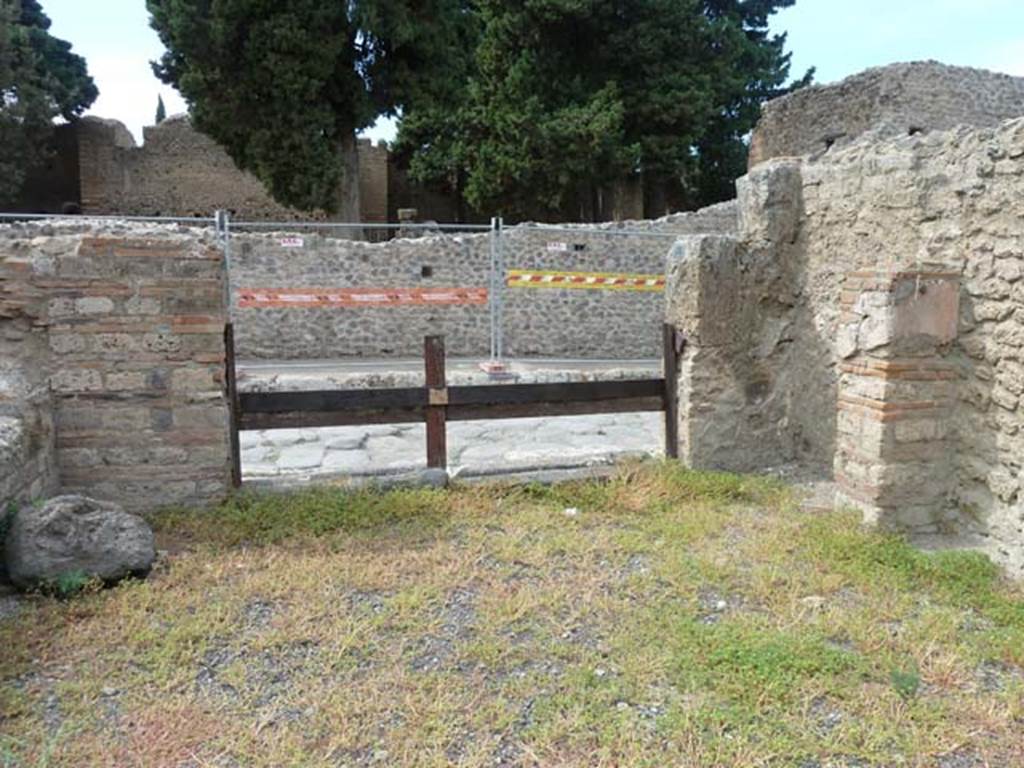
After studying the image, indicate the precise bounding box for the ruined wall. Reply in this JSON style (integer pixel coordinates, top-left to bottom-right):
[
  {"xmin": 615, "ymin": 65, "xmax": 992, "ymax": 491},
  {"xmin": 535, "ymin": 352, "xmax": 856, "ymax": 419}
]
[
  {"xmin": 750, "ymin": 62, "xmax": 1024, "ymax": 167},
  {"xmin": 673, "ymin": 117, "xmax": 1024, "ymax": 575},
  {"xmin": 75, "ymin": 117, "xmax": 391, "ymax": 222},
  {"xmin": 230, "ymin": 202, "xmax": 737, "ymax": 360},
  {"xmin": 798, "ymin": 119, "xmax": 1024, "ymax": 573},
  {"xmin": 0, "ymin": 223, "xmax": 230, "ymax": 513},
  {"xmin": 358, "ymin": 140, "xmax": 390, "ymax": 224},
  {"xmin": 77, "ymin": 116, "xmax": 304, "ymax": 219},
  {"xmin": 0, "ymin": 302, "xmax": 58, "ymax": 509}
]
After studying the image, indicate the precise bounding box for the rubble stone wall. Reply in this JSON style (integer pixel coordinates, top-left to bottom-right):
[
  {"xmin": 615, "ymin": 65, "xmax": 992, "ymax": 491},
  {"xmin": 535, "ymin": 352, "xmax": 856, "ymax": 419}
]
[
  {"xmin": 750, "ymin": 62, "xmax": 1024, "ymax": 167},
  {"xmin": 0, "ymin": 311, "xmax": 58, "ymax": 510},
  {"xmin": 795, "ymin": 118, "xmax": 1024, "ymax": 575},
  {"xmin": 671, "ymin": 118, "xmax": 1024, "ymax": 575},
  {"xmin": 0, "ymin": 223, "xmax": 231, "ymax": 513},
  {"xmin": 230, "ymin": 201, "xmax": 738, "ymax": 360}
]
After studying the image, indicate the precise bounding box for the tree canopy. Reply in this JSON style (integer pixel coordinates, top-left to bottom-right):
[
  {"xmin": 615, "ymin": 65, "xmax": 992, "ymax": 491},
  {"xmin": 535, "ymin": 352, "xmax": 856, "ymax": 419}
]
[
  {"xmin": 0, "ymin": 0, "xmax": 97, "ymax": 206},
  {"xmin": 147, "ymin": 0, "xmax": 473, "ymax": 217},
  {"xmin": 397, "ymin": 0, "xmax": 812, "ymax": 220}
]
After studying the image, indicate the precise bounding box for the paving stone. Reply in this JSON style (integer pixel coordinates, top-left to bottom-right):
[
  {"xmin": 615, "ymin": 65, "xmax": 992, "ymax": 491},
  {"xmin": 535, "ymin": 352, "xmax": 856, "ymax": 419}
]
[
  {"xmin": 243, "ymin": 413, "xmax": 662, "ymax": 480},
  {"xmin": 276, "ymin": 444, "xmax": 326, "ymax": 471},
  {"xmin": 322, "ymin": 428, "xmax": 366, "ymax": 450},
  {"xmin": 320, "ymin": 450, "xmax": 374, "ymax": 475}
]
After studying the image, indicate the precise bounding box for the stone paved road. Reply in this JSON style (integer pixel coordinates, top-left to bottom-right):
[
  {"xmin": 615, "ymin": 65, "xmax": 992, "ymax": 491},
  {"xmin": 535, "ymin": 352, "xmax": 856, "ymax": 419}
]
[
  {"xmin": 238, "ymin": 357, "xmax": 665, "ymax": 484},
  {"xmin": 241, "ymin": 413, "xmax": 664, "ymax": 483}
]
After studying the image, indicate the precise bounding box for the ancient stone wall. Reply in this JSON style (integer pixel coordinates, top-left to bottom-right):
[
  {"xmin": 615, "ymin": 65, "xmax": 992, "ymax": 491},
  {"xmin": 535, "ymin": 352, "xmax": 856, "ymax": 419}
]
[
  {"xmin": 750, "ymin": 62, "xmax": 1024, "ymax": 167},
  {"xmin": 0, "ymin": 223, "xmax": 231, "ymax": 513},
  {"xmin": 805, "ymin": 119, "xmax": 1024, "ymax": 574},
  {"xmin": 77, "ymin": 116, "xmax": 310, "ymax": 220},
  {"xmin": 229, "ymin": 202, "xmax": 737, "ymax": 360},
  {"xmin": 358, "ymin": 139, "xmax": 390, "ymax": 224},
  {"xmin": 0, "ymin": 306, "xmax": 58, "ymax": 510},
  {"xmin": 672, "ymin": 117, "xmax": 1024, "ymax": 575}
]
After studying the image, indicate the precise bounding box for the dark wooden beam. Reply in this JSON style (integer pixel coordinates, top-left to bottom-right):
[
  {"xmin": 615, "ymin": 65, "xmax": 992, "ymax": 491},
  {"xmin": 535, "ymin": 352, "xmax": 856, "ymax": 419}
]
[
  {"xmin": 224, "ymin": 323, "xmax": 242, "ymax": 488},
  {"xmin": 447, "ymin": 379, "xmax": 664, "ymax": 407},
  {"xmin": 424, "ymin": 335, "xmax": 447, "ymax": 469},
  {"xmin": 447, "ymin": 396, "xmax": 664, "ymax": 422},
  {"xmin": 239, "ymin": 387, "xmax": 425, "ymax": 414},
  {"xmin": 663, "ymin": 323, "xmax": 681, "ymax": 460}
]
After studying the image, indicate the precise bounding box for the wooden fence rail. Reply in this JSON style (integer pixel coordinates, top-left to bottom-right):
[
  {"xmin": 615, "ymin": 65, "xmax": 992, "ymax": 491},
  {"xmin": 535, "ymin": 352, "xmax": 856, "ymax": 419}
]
[{"xmin": 225, "ymin": 324, "xmax": 682, "ymax": 487}]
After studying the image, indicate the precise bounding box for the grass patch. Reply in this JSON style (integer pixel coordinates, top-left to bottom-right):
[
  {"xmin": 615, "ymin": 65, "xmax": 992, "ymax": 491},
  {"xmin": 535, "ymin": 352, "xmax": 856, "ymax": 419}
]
[
  {"xmin": 154, "ymin": 484, "xmax": 453, "ymax": 547},
  {"xmin": 2, "ymin": 461, "xmax": 1022, "ymax": 767}
]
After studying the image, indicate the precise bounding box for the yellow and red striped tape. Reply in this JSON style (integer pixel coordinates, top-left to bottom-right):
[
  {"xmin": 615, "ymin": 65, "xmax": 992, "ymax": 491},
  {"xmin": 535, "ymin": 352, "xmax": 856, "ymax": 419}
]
[
  {"xmin": 238, "ymin": 287, "xmax": 488, "ymax": 308},
  {"xmin": 507, "ymin": 269, "xmax": 664, "ymax": 292}
]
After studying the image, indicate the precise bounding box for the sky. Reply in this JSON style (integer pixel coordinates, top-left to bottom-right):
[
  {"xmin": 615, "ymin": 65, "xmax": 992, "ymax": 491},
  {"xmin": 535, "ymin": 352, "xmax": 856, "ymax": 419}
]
[{"xmin": 40, "ymin": 0, "xmax": 1024, "ymax": 145}]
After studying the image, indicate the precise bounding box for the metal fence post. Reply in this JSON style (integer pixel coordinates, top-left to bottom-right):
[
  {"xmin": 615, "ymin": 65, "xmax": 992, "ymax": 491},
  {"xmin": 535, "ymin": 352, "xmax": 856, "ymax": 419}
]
[
  {"xmin": 496, "ymin": 216, "xmax": 505, "ymax": 361},
  {"xmin": 489, "ymin": 217, "xmax": 499, "ymax": 361}
]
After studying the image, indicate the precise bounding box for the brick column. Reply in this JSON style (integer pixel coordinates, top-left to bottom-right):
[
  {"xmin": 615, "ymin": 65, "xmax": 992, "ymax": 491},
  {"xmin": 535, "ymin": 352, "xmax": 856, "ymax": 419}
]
[{"xmin": 834, "ymin": 270, "xmax": 960, "ymax": 531}]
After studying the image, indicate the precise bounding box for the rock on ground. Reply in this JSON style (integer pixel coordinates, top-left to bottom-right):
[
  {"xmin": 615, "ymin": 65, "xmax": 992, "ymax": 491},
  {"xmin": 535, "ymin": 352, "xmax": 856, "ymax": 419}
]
[{"xmin": 3, "ymin": 495, "xmax": 155, "ymax": 590}]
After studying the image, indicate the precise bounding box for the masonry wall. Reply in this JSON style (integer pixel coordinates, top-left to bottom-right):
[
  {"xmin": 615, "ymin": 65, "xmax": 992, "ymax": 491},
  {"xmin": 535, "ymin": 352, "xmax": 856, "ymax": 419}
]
[
  {"xmin": 674, "ymin": 118, "xmax": 1024, "ymax": 575},
  {"xmin": 358, "ymin": 139, "xmax": 390, "ymax": 224},
  {"xmin": 791, "ymin": 119, "xmax": 1023, "ymax": 563},
  {"xmin": 229, "ymin": 201, "xmax": 737, "ymax": 360},
  {"xmin": 0, "ymin": 310, "xmax": 58, "ymax": 509},
  {"xmin": 75, "ymin": 117, "xmax": 395, "ymax": 223},
  {"xmin": 750, "ymin": 62, "xmax": 1024, "ymax": 167},
  {"xmin": 0, "ymin": 223, "xmax": 231, "ymax": 513}
]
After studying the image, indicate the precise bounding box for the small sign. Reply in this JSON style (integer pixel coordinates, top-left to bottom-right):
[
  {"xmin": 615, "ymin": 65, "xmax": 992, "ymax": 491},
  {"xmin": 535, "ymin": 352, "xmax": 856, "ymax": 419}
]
[
  {"xmin": 546, "ymin": 241, "xmax": 569, "ymax": 252},
  {"xmin": 279, "ymin": 236, "xmax": 305, "ymax": 248}
]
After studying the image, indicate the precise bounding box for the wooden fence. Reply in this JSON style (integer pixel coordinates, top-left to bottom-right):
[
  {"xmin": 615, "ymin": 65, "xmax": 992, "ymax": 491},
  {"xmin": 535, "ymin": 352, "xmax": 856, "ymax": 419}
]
[{"xmin": 224, "ymin": 324, "xmax": 682, "ymax": 487}]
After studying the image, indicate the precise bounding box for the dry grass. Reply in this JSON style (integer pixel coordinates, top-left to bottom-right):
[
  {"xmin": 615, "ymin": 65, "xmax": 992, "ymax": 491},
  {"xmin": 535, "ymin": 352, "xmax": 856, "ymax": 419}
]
[{"xmin": 2, "ymin": 461, "xmax": 1023, "ymax": 767}]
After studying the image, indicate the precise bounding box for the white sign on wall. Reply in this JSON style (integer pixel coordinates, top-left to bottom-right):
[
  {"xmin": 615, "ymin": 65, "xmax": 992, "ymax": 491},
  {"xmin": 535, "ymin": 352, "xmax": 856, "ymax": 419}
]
[
  {"xmin": 280, "ymin": 236, "xmax": 305, "ymax": 248},
  {"xmin": 546, "ymin": 241, "xmax": 569, "ymax": 252}
]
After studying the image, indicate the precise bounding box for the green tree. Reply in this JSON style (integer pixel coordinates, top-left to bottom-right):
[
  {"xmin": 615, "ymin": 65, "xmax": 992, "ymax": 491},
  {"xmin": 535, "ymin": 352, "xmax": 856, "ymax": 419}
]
[
  {"xmin": 397, "ymin": 0, "xmax": 811, "ymax": 220},
  {"xmin": 155, "ymin": 93, "xmax": 166, "ymax": 124},
  {"xmin": 0, "ymin": 0, "xmax": 97, "ymax": 206},
  {"xmin": 147, "ymin": 0, "xmax": 472, "ymax": 218}
]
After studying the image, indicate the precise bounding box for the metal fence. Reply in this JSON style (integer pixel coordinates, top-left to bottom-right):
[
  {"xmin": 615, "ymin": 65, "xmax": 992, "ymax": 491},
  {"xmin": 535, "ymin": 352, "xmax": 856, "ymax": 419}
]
[{"xmin": 1, "ymin": 209, "xmax": 681, "ymax": 364}]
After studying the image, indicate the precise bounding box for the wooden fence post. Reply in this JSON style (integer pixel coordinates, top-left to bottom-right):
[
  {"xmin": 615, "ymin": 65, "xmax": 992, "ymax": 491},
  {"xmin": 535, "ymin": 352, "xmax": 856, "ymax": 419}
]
[
  {"xmin": 424, "ymin": 335, "xmax": 448, "ymax": 469},
  {"xmin": 663, "ymin": 323, "xmax": 681, "ymax": 460},
  {"xmin": 224, "ymin": 323, "xmax": 242, "ymax": 488}
]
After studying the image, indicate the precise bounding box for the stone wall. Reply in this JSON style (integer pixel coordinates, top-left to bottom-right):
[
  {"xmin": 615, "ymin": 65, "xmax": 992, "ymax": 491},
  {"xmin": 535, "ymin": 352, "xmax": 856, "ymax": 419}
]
[
  {"xmin": 358, "ymin": 139, "xmax": 390, "ymax": 224},
  {"xmin": 77, "ymin": 116, "xmax": 312, "ymax": 220},
  {"xmin": 750, "ymin": 62, "xmax": 1024, "ymax": 167},
  {"xmin": 0, "ymin": 223, "xmax": 231, "ymax": 514},
  {"xmin": 229, "ymin": 201, "xmax": 737, "ymax": 360},
  {"xmin": 0, "ymin": 304, "xmax": 58, "ymax": 510},
  {"xmin": 74, "ymin": 117, "xmax": 395, "ymax": 222},
  {"xmin": 670, "ymin": 117, "xmax": 1024, "ymax": 575}
]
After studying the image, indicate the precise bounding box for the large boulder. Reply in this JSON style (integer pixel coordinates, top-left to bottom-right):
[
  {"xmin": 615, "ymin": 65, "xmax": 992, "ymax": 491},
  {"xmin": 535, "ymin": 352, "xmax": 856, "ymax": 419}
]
[{"xmin": 4, "ymin": 496, "xmax": 155, "ymax": 590}]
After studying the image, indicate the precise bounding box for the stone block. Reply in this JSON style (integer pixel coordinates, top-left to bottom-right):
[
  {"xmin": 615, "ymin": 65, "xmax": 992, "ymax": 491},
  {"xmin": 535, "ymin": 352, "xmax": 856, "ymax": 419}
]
[
  {"xmin": 75, "ymin": 296, "xmax": 116, "ymax": 315},
  {"xmin": 105, "ymin": 371, "xmax": 147, "ymax": 391},
  {"xmin": 124, "ymin": 296, "xmax": 162, "ymax": 315},
  {"xmin": 171, "ymin": 404, "xmax": 227, "ymax": 430},
  {"xmin": 50, "ymin": 368, "xmax": 103, "ymax": 393},
  {"xmin": 171, "ymin": 367, "xmax": 218, "ymax": 392}
]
